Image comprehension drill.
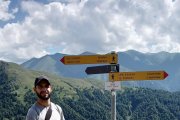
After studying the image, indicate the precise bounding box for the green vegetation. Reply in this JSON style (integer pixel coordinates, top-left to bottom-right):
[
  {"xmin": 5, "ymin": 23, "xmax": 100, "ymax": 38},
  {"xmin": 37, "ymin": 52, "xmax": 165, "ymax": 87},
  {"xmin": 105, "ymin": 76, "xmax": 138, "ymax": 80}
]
[
  {"xmin": 23, "ymin": 87, "xmax": 180, "ymax": 120},
  {"xmin": 0, "ymin": 61, "xmax": 180, "ymax": 120}
]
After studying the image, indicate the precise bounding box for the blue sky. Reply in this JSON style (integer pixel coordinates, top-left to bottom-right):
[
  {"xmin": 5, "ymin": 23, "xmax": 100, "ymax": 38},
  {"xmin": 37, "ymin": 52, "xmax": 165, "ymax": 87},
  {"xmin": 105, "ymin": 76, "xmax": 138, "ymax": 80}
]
[{"xmin": 0, "ymin": 0, "xmax": 180, "ymax": 63}]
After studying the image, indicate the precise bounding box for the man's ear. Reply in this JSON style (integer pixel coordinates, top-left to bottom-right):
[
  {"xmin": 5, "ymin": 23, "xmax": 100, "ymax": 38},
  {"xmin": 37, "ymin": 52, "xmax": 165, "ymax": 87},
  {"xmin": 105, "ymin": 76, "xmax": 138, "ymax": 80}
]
[
  {"xmin": 50, "ymin": 85, "xmax": 53, "ymax": 92},
  {"xmin": 33, "ymin": 87, "xmax": 36, "ymax": 92}
]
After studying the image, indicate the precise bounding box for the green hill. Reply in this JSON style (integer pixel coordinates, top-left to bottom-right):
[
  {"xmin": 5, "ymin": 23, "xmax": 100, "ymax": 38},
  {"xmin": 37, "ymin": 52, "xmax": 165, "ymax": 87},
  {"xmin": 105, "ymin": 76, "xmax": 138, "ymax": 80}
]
[
  {"xmin": 0, "ymin": 61, "xmax": 180, "ymax": 120},
  {"xmin": 1, "ymin": 60, "xmax": 103, "ymax": 100}
]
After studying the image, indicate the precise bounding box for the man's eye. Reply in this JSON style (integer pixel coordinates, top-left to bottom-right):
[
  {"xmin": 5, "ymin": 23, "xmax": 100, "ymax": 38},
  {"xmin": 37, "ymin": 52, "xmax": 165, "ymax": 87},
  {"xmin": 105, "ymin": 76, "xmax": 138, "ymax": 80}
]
[
  {"xmin": 37, "ymin": 86, "xmax": 42, "ymax": 89},
  {"xmin": 37, "ymin": 84, "xmax": 49, "ymax": 88}
]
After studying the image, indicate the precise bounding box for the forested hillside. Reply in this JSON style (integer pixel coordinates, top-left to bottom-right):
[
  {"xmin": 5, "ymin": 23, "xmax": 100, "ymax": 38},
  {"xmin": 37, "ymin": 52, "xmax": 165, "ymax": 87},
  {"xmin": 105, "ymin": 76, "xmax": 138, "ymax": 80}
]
[
  {"xmin": 2, "ymin": 86, "xmax": 180, "ymax": 120},
  {"xmin": 0, "ymin": 61, "xmax": 180, "ymax": 120},
  {"xmin": 59, "ymin": 88, "xmax": 180, "ymax": 120}
]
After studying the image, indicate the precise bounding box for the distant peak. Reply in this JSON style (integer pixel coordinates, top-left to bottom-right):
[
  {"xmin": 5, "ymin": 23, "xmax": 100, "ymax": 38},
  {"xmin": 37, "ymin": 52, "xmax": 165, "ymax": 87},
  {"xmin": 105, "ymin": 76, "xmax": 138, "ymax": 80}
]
[
  {"xmin": 53, "ymin": 52, "xmax": 66, "ymax": 56},
  {"xmin": 124, "ymin": 50, "xmax": 143, "ymax": 55},
  {"xmin": 80, "ymin": 51, "xmax": 96, "ymax": 55},
  {"xmin": 157, "ymin": 51, "xmax": 170, "ymax": 54},
  {"xmin": 125, "ymin": 50, "xmax": 140, "ymax": 53}
]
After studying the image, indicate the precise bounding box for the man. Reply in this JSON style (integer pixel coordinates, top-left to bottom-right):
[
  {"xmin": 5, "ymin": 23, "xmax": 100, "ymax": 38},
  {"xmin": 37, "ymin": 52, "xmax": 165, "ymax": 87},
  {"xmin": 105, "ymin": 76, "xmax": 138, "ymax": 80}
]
[{"xmin": 26, "ymin": 75, "xmax": 65, "ymax": 120}]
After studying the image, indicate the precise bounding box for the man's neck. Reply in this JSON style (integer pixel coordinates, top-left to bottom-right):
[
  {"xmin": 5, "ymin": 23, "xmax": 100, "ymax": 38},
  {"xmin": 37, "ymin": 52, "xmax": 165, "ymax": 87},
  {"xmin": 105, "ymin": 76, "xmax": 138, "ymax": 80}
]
[{"xmin": 37, "ymin": 99, "xmax": 51, "ymax": 107}]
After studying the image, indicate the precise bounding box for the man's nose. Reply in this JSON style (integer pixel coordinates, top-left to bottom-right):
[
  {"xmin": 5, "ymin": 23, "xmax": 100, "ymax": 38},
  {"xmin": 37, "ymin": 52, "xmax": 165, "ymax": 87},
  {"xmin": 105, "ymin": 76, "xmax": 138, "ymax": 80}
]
[{"xmin": 41, "ymin": 87, "xmax": 47, "ymax": 91}]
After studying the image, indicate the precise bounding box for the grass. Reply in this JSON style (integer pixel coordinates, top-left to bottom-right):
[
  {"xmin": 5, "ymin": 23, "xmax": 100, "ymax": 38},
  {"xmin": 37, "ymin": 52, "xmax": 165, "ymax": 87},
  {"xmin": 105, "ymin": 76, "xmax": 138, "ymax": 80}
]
[{"xmin": 4, "ymin": 61, "xmax": 105, "ymax": 103}]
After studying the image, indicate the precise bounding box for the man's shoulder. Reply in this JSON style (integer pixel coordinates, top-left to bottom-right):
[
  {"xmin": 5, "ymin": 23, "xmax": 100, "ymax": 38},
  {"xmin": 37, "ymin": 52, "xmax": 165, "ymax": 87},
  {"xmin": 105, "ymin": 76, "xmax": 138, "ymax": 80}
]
[
  {"xmin": 26, "ymin": 104, "xmax": 39, "ymax": 120},
  {"xmin": 28, "ymin": 104, "xmax": 37, "ymax": 112},
  {"xmin": 28, "ymin": 103, "xmax": 45, "ymax": 115}
]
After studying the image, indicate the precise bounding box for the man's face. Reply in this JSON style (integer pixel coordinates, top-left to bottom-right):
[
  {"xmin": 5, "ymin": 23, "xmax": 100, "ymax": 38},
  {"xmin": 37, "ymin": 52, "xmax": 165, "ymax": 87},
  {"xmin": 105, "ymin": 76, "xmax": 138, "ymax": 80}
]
[{"xmin": 34, "ymin": 80, "xmax": 52, "ymax": 100}]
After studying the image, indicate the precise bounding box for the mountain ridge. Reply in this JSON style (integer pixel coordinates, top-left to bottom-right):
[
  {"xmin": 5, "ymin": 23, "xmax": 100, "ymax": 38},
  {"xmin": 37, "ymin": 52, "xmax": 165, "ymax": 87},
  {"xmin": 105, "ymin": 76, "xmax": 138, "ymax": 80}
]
[{"xmin": 21, "ymin": 50, "xmax": 180, "ymax": 91}]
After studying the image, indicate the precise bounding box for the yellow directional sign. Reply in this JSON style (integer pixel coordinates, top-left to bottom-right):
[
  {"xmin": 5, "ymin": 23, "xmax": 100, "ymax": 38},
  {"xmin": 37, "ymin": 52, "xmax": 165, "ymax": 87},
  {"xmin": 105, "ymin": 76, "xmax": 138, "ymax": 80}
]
[
  {"xmin": 109, "ymin": 71, "xmax": 168, "ymax": 81},
  {"xmin": 60, "ymin": 54, "xmax": 118, "ymax": 64}
]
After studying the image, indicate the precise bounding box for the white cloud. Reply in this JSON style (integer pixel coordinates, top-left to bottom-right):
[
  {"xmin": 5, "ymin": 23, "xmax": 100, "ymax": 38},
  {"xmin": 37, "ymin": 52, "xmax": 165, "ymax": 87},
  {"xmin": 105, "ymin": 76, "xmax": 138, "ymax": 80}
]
[
  {"xmin": 0, "ymin": 1, "xmax": 17, "ymax": 21},
  {"xmin": 0, "ymin": 0, "xmax": 180, "ymax": 63}
]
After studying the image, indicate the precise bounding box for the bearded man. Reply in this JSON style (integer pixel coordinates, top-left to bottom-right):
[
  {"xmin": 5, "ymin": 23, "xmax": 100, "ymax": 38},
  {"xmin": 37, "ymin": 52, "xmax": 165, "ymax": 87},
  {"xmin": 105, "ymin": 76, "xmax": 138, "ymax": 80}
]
[{"xmin": 26, "ymin": 76, "xmax": 65, "ymax": 120}]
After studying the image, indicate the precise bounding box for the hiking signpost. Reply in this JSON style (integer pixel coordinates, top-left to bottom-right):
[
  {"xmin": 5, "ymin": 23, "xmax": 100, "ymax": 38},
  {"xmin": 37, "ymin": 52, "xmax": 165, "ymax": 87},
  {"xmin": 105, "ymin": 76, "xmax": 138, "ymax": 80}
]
[
  {"xmin": 60, "ymin": 52, "xmax": 168, "ymax": 120},
  {"xmin": 85, "ymin": 64, "xmax": 119, "ymax": 74},
  {"xmin": 109, "ymin": 71, "xmax": 168, "ymax": 81},
  {"xmin": 60, "ymin": 54, "xmax": 118, "ymax": 64}
]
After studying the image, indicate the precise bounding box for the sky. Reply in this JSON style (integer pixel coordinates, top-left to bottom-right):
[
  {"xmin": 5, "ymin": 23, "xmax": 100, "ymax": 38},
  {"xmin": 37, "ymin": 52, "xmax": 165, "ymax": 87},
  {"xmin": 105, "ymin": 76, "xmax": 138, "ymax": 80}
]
[{"xmin": 0, "ymin": 0, "xmax": 180, "ymax": 64}]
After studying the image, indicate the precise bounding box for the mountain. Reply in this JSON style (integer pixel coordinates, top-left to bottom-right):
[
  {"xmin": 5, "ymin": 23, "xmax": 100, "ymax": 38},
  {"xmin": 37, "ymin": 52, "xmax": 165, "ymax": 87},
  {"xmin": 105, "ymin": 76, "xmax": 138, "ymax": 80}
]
[
  {"xmin": 118, "ymin": 50, "xmax": 180, "ymax": 91},
  {"xmin": 1, "ymin": 60, "xmax": 180, "ymax": 120},
  {"xmin": 21, "ymin": 50, "xmax": 180, "ymax": 92},
  {"xmin": 21, "ymin": 52, "xmax": 99, "ymax": 78}
]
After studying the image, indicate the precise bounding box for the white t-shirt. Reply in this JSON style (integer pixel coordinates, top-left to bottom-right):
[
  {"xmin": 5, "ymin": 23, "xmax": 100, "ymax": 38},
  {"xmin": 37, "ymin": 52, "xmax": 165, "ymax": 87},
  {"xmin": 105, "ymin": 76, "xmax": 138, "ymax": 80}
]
[{"xmin": 26, "ymin": 102, "xmax": 65, "ymax": 120}]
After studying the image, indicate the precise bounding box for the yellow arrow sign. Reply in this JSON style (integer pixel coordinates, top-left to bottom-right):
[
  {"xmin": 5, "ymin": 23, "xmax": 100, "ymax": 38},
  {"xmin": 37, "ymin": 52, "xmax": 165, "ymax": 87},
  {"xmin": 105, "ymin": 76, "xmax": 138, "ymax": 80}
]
[
  {"xmin": 60, "ymin": 54, "xmax": 118, "ymax": 64},
  {"xmin": 109, "ymin": 71, "xmax": 168, "ymax": 81}
]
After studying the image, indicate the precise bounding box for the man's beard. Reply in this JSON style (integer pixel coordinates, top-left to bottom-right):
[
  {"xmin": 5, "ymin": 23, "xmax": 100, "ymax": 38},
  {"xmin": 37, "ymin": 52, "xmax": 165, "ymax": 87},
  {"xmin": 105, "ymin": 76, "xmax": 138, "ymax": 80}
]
[{"xmin": 36, "ymin": 91, "xmax": 51, "ymax": 100}]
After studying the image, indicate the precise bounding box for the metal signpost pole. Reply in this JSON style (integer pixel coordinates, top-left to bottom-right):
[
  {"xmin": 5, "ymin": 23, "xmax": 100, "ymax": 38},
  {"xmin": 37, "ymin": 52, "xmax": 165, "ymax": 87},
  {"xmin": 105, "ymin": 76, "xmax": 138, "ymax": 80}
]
[
  {"xmin": 110, "ymin": 52, "xmax": 118, "ymax": 120},
  {"xmin": 111, "ymin": 89, "xmax": 116, "ymax": 120}
]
